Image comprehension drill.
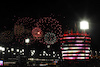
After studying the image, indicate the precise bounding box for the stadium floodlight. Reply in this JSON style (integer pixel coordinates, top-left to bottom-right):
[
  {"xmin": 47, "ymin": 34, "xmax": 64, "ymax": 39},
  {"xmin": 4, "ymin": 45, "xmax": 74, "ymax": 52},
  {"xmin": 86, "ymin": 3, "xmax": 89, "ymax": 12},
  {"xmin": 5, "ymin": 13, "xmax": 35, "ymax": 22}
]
[
  {"xmin": 80, "ymin": 20, "xmax": 89, "ymax": 58},
  {"xmin": 25, "ymin": 38, "xmax": 30, "ymax": 43},
  {"xmin": 80, "ymin": 20, "xmax": 89, "ymax": 30}
]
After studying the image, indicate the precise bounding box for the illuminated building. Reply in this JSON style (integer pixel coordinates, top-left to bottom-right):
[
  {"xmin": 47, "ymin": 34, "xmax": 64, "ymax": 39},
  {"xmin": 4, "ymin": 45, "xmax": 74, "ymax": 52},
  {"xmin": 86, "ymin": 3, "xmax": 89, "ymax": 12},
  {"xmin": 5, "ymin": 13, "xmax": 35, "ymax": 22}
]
[{"xmin": 60, "ymin": 30, "xmax": 91, "ymax": 60}]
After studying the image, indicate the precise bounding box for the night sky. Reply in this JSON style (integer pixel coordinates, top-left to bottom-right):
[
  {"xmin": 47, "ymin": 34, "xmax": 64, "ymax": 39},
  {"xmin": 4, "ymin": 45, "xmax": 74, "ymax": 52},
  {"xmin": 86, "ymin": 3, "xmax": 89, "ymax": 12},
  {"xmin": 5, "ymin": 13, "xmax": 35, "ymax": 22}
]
[{"xmin": 0, "ymin": 1, "xmax": 100, "ymax": 50}]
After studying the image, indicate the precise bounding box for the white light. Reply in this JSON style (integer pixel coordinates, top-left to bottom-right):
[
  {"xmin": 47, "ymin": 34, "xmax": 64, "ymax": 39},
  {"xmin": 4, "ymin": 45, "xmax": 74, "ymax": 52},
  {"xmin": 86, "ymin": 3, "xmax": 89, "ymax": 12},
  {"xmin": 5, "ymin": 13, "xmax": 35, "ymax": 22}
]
[
  {"xmin": 16, "ymin": 49, "xmax": 19, "ymax": 52},
  {"xmin": 62, "ymin": 47, "xmax": 68, "ymax": 50},
  {"xmin": 46, "ymin": 54, "xmax": 48, "ymax": 56},
  {"xmin": 60, "ymin": 47, "xmax": 62, "ymax": 49},
  {"xmin": 43, "ymin": 54, "xmax": 45, "ymax": 56},
  {"xmin": 22, "ymin": 53, "xmax": 24, "ymax": 55},
  {"xmin": 25, "ymin": 38, "xmax": 30, "ymax": 43},
  {"xmin": 95, "ymin": 51, "xmax": 97, "ymax": 53},
  {"xmin": 2, "ymin": 52, "xmax": 5, "ymax": 54},
  {"xmin": 86, "ymin": 54, "xmax": 89, "ymax": 56},
  {"xmin": 57, "ymin": 54, "xmax": 59, "ymax": 56},
  {"xmin": 0, "ymin": 61, "xmax": 3, "ymax": 66},
  {"xmin": 31, "ymin": 50, "xmax": 35, "ymax": 56},
  {"xmin": 58, "ymin": 57, "xmax": 60, "ymax": 59},
  {"xmin": 49, "ymin": 54, "xmax": 51, "ymax": 56},
  {"xmin": 11, "ymin": 48, "xmax": 14, "ymax": 51},
  {"xmin": 62, "ymin": 50, "xmax": 80, "ymax": 53},
  {"xmin": 47, "ymin": 45, "xmax": 50, "ymax": 48},
  {"xmin": 6, "ymin": 47, "xmax": 9, "ymax": 50},
  {"xmin": 80, "ymin": 20, "xmax": 89, "ymax": 30},
  {"xmin": 95, "ymin": 51, "xmax": 97, "ymax": 55},
  {"xmin": 53, "ymin": 51, "xmax": 55, "ymax": 54},
  {"xmin": 13, "ymin": 53, "xmax": 16, "ymax": 55},
  {"xmin": 22, "ymin": 49, "xmax": 24, "ymax": 52},
  {"xmin": 0, "ymin": 46, "xmax": 5, "ymax": 51},
  {"xmin": 33, "ymin": 50, "xmax": 35, "ymax": 53},
  {"xmin": 40, "ymin": 54, "xmax": 42, "ymax": 56},
  {"xmin": 43, "ymin": 51, "xmax": 46, "ymax": 54},
  {"xmin": 99, "ymin": 51, "xmax": 100, "ymax": 53},
  {"xmin": 37, "ymin": 32, "xmax": 40, "ymax": 34},
  {"xmin": 31, "ymin": 58, "xmax": 34, "ymax": 61},
  {"xmin": 8, "ymin": 50, "xmax": 10, "ymax": 52},
  {"xmin": 85, "ymin": 50, "xmax": 90, "ymax": 53},
  {"xmin": 1, "ymin": 47, "xmax": 5, "ymax": 51},
  {"xmin": 20, "ymin": 51, "xmax": 22, "ymax": 53},
  {"xmin": 53, "ymin": 55, "xmax": 55, "ymax": 57}
]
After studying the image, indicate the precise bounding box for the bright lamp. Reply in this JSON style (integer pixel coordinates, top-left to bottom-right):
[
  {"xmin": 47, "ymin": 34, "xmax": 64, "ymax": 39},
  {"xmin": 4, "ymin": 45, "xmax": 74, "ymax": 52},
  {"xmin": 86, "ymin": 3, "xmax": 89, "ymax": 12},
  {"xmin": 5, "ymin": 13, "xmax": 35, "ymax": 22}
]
[
  {"xmin": 1, "ymin": 47, "xmax": 5, "ymax": 51},
  {"xmin": 80, "ymin": 21, "xmax": 89, "ymax": 30},
  {"xmin": 11, "ymin": 48, "xmax": 14, "ymax": 51},
  {"xmin": 25, "ymin": 38, "xmax": 30, "ymax": 43},
  {"xmin": 0, "ymin": 46, "xmax": 5, "ymax": 51}
]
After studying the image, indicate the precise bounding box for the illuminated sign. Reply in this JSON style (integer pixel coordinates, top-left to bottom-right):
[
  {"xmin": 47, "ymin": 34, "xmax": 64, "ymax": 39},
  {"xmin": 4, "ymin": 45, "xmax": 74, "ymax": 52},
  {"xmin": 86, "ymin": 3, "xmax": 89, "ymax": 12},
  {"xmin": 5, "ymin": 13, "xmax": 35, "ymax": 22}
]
[{"xmin": 0, "ymin": 60, "xmax": 3, "ymax": 66}]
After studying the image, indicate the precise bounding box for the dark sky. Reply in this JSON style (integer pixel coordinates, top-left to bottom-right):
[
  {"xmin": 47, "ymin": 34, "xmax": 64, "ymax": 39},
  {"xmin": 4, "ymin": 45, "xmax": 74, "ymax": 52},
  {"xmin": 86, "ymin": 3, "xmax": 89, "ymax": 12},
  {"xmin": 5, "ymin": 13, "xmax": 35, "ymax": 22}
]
[{"xmin": 0, "ymin": 1, "xmax": 100, "ymax": 50}]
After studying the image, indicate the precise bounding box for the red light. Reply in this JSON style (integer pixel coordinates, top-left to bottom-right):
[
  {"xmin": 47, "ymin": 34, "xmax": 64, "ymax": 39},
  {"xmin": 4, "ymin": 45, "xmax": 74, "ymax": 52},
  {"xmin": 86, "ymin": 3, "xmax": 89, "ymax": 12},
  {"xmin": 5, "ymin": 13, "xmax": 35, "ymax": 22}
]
[
  {"xmin": 68, "ymin": 40, "xmax": 75, "ymax": 42},
  {"xmin": 63, "ymin": 34, "xmax": 68, "ymax": 36},
  {"xmin": 85, "ymin": 41, "xmax": 91, "ymax": 43},
  {"xmin": 86, "ymin": 37, "xmax": 91, "ymax": 40}
]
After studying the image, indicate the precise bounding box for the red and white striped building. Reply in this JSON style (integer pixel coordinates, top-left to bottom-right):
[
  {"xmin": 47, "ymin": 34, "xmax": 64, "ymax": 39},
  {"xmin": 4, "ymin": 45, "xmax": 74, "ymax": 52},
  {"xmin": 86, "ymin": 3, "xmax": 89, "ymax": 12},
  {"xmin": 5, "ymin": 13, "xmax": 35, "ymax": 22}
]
[{"xmin": 60, "ymin": 30, "xmax": 91, "ymax": 60}]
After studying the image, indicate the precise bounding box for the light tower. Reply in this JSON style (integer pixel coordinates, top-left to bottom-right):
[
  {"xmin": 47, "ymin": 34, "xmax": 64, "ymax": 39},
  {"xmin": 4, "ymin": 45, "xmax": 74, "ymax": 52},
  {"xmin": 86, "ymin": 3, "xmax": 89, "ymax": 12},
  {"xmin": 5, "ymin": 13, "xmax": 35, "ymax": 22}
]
[{"xmin": 60, "ymin": 20, "xmax": 90, "ymax": 61}]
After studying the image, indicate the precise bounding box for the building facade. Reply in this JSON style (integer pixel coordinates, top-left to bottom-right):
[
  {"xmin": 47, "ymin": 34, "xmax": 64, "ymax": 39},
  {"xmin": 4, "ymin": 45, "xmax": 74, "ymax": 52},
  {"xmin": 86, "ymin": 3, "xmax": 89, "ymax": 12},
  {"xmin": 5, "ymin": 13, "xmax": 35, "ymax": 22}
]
[{"xmin": 60, "ymin": 30, "xmax": 91, "ymax": 60}]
